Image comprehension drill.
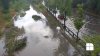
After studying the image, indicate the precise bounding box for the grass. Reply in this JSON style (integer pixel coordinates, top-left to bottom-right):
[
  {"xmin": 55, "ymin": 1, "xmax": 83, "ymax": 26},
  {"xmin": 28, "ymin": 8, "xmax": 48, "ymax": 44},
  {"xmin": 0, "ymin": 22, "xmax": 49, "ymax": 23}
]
[
  {"xmin": 14, "ymin": 37, "xmax": 27, "ymax": 51},
  {"xmin": 5, "ymin": 38, "xmax": 27, "ymax": 56},
  {"xmin": 0, "ymin": 8, "xmax": 16, "ymax": 38},
  {"xmin": 84, "ymin": 35, "xmax": 100, "ymax": 56},
  {"xmin": 5, "ymin": 27, "xmax": 26, "ymax": 56},
  {"xmin": 0, "ymin": 12, "xmax": 7, "ymax": 38},
  {"xmin": 20, "ymin": 12, "xmax": 26, "ymax": 17}
]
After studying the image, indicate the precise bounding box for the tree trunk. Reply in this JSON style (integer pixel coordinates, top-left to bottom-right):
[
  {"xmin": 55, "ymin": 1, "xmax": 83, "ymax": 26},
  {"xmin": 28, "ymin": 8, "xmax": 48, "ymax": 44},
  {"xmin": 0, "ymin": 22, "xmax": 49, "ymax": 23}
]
[{"xmin": 76, "ymin": 30, "xmax": 79, "ymax": 42}]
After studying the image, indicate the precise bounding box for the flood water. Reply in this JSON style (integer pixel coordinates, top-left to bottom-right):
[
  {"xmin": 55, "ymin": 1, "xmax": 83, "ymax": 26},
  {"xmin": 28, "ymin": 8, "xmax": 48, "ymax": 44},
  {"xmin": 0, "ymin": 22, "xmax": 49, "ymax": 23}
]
[
  {"xmin": 0, "ymin": 6, "xmax": 77, "ymax": 56},
  {"xmin": 0, "ymin": 2, "xmax": 99, "ymax": 56},
  {"xmin": 14, "ymin": 6, "xmax": 76, "ymax": 56}
]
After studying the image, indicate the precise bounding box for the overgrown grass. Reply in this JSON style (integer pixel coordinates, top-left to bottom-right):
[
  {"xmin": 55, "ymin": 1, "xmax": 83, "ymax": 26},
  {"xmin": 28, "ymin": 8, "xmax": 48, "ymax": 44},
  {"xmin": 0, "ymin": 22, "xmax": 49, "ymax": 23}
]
[
  {"xmin": 5, "ymin": 27, "xmax": 26, "ymax": 56},
  {"xmin": 14, "ymin": 37, "xmax": 27, "ymax": 51},
  {"xmin": 84, "ymin": 35, "xmax": 100, "ymax": 56},
  {"xmin": 35, "ymin": 4, "xmax": 46, "ymax": 12},
  {"xmin": 2, "ymin": 13, "xmax": 12, "ymax": 21},
  {"xmin": 0, "ymin": 8, "xmax": 16, "ymax": 38},
  {"xmin": 20, "ymin": 12, "xmax": 26, "ymax": 17}
]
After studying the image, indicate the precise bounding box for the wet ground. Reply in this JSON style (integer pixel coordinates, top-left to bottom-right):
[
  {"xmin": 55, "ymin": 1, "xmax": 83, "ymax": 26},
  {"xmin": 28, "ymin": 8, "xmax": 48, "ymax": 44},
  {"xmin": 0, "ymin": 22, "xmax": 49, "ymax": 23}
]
[{"xmin": 82, "ymin": 14, "xmax": 100, "ymax": 35}]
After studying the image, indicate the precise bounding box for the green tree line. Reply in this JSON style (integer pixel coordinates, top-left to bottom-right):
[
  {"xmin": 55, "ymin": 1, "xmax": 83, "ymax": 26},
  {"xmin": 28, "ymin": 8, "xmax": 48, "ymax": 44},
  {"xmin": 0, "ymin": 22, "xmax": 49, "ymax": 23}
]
[
  {"xmin": 0, "ymin": 0, "xmax": 30, "ymax": 13},
  {"xmin": 73, "ymin": 0, "xmax": 100, "ymax": 14}
]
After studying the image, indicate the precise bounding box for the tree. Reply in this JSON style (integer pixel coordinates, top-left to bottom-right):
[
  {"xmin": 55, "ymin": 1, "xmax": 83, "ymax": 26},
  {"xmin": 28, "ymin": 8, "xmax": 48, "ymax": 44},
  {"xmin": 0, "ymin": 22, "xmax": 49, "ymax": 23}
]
[
  {"xmin": 10, "ymin": 0, "xmax": 30, "ymax": 12},
  {"xmin": 30, "ymin": 0, "xmax": 43, "ymax": 5},
  {"xmin": 85, "ymin": 0, "xmax": 100, "ymax": 14},
  {"xmin": 44, "ymin": 0, "xmax": 72, "ymax": 16},
  {"xmin": 1, "ymin": 0, "xmax": 10, "ymax": 13},
  {"xmin": 44, "ymin": 0, "xmax": 57, "ymax": 12},
  {"xmin": 73, "ymin": 4, "xmax": 84, "ymax": 41},
  {"xmin": 56, "ymin": 0, "xmax": 72, "ymax": 17},
  {"xmin": 0, "ymin": 0, "xmax": 2, "ymax": 8}
]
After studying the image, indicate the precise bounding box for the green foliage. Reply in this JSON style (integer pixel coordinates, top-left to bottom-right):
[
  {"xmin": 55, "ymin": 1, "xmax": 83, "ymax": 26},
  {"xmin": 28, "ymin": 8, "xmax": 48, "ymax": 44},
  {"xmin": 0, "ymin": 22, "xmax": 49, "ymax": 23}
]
[
  {"xmin": 5, "ymin": 27, "xmax": 26, "ymax": 56},
  {"xmin": 77, "ymin": 4, "xmax": 84, "ymax": 18},
  {"xmin": 72, "ymin": 0, "xmax": 100, "ymax": 14},
  {"xmin": 31, "ymin": 0, "xmax": 43, "ymax": 4},
  {"xmin": 44, "ymin": 0, "xmax": 72, "ymax": 16},
  {"xmin": 1, "ymin": 0, "xmax": 10, "ymax": 13},
  {"xmin": 84, "ymin": 36, "xmax": 100, "ymax": 56},
  {"xmin": 35, "ymin": 3, "xmax": 46, "ymax": 12},
  {"xmin": 64, "ymin": 0, "xmax": 72, "ymax": 16},
  {"xmin": 59, "ymin": 0, "xmax": 72, "ymax": 16},
  {"xmin": 75, "ymin": 0, "xmax": 100, "ymax": 14},
  {"xmin": 20, "ymin": 11, "xmax": 26, "ymax": 17},
  {"xmin": 14, "ymin": 37, "xmax": 27, "ymax": 51},
  {"xmin": 73, "ymin": 4, "xmax": 84, "ymax": 38},
  {"xmin": 74, "ymin": 4, "xmax": 84, "ymax": 30},
  {"xmin": 3, "ymin": 13, "xmax": 11, "ymax": 21},
  {"xmin": 10, "ymin": 0, "xmax": 30, "ymax": 12},
  {"xmin": 74, "ymin": 18, "xmax": 84, "ymax": 30},
  {"xmin": 44, "ymin": 0, "xmax": 57, "ymax": 13}
]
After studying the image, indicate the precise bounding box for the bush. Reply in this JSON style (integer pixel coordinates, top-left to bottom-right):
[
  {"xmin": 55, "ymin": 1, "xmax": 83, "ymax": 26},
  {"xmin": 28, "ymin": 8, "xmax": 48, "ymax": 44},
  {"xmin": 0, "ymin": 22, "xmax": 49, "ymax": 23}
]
[{"xmin": 3, "ymin": 13, "xmax": 11, "ymax": 21}]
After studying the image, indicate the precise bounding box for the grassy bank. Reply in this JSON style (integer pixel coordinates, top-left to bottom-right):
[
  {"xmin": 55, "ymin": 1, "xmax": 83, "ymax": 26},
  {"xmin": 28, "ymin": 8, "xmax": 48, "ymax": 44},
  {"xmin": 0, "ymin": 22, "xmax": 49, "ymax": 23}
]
[
  {"xmin": 84, "ymin": 36, "xmax": 100, "ymax": 56},
  {"xmin": 0, "ymin": 8, "xmax": 16, "ymax": 37}
]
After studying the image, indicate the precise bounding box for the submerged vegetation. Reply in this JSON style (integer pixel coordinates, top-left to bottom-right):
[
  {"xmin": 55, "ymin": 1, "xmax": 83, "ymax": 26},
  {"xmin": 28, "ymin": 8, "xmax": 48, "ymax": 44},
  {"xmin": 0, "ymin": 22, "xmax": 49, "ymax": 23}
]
[
  {"xmin": 32, "ymin": 15, "xmax": 42, "ymax": 21},
  {"xmin": 5, "ymin": 26, "xmax": 26, "ymax": 56},
  {"xmin": 14, "ymin": 37, "xmax": 27, "ymax": 51}
]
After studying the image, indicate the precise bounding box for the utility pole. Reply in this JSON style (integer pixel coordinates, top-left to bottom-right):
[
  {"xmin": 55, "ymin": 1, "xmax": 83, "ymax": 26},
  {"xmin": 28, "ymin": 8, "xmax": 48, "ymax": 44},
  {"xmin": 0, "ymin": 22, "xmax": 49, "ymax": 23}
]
[{"xmin": 63, "ymin": 11, "xmax": 66, "ymax": 29}]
